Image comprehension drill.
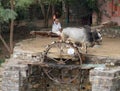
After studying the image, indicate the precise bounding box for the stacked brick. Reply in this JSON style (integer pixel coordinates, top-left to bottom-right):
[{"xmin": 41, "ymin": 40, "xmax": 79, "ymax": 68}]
[
  {"xmin": 2, "ymin": 60, "xmax": 28, "ymax": 91},
  {"xmin": 90, "ymin": 67, "xmax": 120, "ymax": 91}
]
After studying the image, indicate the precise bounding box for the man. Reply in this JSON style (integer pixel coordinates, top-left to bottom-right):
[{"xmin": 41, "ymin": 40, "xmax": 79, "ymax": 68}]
[{"xmin": 52, "ymin": 19, "xmax": 62, "ymax": 36}]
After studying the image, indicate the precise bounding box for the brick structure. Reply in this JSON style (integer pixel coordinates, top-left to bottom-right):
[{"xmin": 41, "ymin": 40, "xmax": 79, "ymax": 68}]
[
  {"xmin": 90, "ymin": 66, "xmax": 120, "ymax": 91},
  {"xmin": 93, "ymin": 0, "xmax": 120, "ymax": 25},
  {"xmin": 1, "ymin": 38, "xmax": 120, "ymax": 91},
  {"xmin": 2, "ymin": 55, "xmax": 120, "ymax": 91},
  {"xmin": 2, "ymin": 58, "xmax": 28, "ymax": 91}
]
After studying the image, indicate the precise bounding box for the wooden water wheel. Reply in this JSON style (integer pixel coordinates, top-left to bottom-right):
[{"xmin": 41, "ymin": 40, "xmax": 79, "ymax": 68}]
[{"xmin": 42, "ymin": 41, "xmax": 83, "ymax": 84}]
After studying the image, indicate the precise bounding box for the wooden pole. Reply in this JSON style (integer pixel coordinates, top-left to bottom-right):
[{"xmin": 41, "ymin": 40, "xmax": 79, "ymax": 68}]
[{"xmin": 10, "ymin": 0, "xmax": 14, "ymax": 54}]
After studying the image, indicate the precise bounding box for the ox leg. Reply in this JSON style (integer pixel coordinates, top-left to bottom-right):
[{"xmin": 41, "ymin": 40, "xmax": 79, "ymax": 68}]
[
  {"xmin": 85, "ymin": 44, "xmax": 87, "ymax": 53},
  {"xmin": 61, "ymin": 34, "xmax": 67, "ymax": 42},
  {"xmin": 81, "ymin": 43, "xmax": 87, "ymax": 53}
]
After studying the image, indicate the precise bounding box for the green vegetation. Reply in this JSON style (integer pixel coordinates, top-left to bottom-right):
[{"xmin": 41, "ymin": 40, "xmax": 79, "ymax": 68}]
[
  {"xmin": 0, "ymin": 58, "xmax": 5, "ymax": 66},
  {"xmin": 0, "ymin": 0, "xmax": 34, "ymax": 55}
]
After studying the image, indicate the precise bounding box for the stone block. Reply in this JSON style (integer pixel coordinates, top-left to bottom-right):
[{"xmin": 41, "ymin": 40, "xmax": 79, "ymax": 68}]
[
  {"xmin": 2, "ymin": 70, "xmax": 20, "ymax": 91},
  {"xmin": 3, "ymin": 70, "xmax": 20, "ymax": 78},
  {"xmin": 90, "ymin": 67, "xmax": 120, "ymax": 91}
]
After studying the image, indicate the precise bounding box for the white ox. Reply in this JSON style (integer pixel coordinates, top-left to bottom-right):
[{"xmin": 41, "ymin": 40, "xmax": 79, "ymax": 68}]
[{"xmin": 61, "ymin": 26, "xmax": 102, "ymax": 53}]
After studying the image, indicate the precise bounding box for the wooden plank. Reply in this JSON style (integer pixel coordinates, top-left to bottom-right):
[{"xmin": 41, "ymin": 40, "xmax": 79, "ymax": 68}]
[
  {"xmin": 30, "ymin": 31, "xmax": 59, "ymax": 37},
  {"xmin": 27, "ymin": 63, "xmax": 105, "ymax": 70}
]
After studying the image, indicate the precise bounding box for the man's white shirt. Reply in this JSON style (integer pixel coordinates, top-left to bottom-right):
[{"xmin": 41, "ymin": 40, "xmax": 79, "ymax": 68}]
[{"xmin": 52, "ymin": 22, "xmax": 61, "ymax": 35}]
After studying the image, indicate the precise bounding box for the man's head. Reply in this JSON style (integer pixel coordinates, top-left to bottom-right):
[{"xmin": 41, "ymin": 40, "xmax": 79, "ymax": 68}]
[{"xmin": 54, "ymin": 19, "xmax": 59, "ymax": 24}]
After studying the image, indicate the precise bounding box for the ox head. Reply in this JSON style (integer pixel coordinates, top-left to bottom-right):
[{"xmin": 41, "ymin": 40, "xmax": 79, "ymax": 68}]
[
  {"xmin": 84, "ymin": 25, "xmax": 102, "ymax": 47},
  {"xmin": 88, "ymin": 29, "xmax": 102, "ymax": 46}
]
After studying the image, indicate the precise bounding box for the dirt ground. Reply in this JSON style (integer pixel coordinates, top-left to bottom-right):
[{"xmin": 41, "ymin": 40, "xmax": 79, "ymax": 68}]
[
  {"xmin": 88, "ymin": 37, "xmax": 120, "ymax": 57},
  {"xmin": 1, "ymin": 20, "xmax": 120, "ymax": 59},
  {"xmin": 19, "ymin": 36, "xmax": 120, "ymax": 58}
]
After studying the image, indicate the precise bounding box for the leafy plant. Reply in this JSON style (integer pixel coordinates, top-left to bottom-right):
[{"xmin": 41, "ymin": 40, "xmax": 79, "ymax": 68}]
[
  {"xmin": 15, "ymin": 0, "xmax": 34, "ymax": 8},
  {"xmin": 0, "ymin": 0, "xmax": 34, "ymax": 54},
  {"xmin": 0, "ymin": 8, "xmax": 17, "ymax": 23},
  {"xmin": 0, "ymin": 58, "xmax": 5, "ymax": 66}
]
